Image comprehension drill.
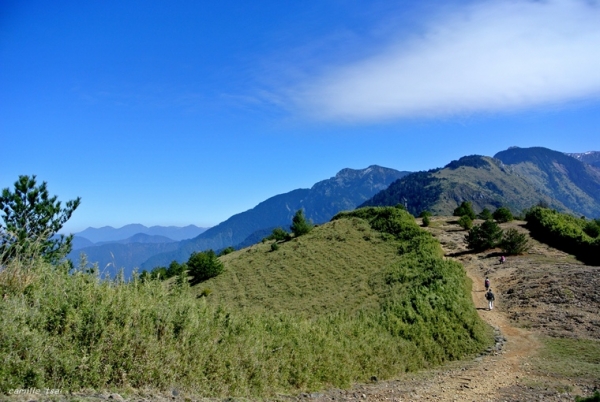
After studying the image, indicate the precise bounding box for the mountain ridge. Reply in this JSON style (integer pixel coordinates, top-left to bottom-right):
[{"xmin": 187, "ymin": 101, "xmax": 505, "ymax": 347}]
[
  {"xmin": 140, "ymin": 165, "xmax": 409, "ymax": 270},
  {"xmin": 362, "ymin": 147, "xmax": 600, "ymax": 218}
]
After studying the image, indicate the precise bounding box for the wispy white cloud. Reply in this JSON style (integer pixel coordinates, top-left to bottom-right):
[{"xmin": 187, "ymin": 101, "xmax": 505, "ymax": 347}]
[{"xmin": 286, "ymin": 0, "xmax": 600, "ymax": 122}]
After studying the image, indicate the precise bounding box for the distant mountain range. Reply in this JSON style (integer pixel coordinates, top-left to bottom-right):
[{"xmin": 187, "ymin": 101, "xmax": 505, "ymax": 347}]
[
  {"xmin": 67, "ymin": 224, "xmax": 207, "ymax": 276},
  {"xmin": 73, "ymin": 224, "xmax": 207, "ymax": 244},
  {"xmin": 69, "ymin": 147, "xmax": 600, "ymax": 278},
  {"xmin": 140, "ymin": 165, "xmax": 409, "ymax": 270},
  {"xmin": 362, "ymin": 146, "xmax": 600, "ymax": 218}
]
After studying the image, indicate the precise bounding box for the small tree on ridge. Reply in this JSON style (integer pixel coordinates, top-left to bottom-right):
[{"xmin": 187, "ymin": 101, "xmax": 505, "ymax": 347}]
[{"xmin": 290, "ymin": 209, "xmax": 313, "ymax": 237}]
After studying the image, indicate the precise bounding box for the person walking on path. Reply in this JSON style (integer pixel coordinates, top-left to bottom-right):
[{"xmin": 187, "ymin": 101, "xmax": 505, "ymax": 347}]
[
  {"xmin": 484, "ymin": 277, "xmax": 490, "ymax": 291},
  {"xmin": 486, "ymin": 288, "xmax": 495, "ymax": 310}
]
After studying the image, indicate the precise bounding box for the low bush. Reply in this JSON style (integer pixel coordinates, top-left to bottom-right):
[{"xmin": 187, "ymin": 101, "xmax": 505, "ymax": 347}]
[
  {"xmin": 458, "ymin": 215, "xmax": 473, "ymax": 230},
  {"xmin": 268, "ymin": 227, "xmax": 290, "ymax": 242},
  {"xmin": 422, "ymin": 216, "xmax": 431, "ymax": 227},
  {"xmin": 525, "ymin": 207, "xmax": 600, "ymax": 265},
  {"xmin": 453, "ymin": 201, "xmax": 476, "ymax": 220},
  {"xmin": 188, "ymin": 250, "xmax": 224, "ymax": 284},
  {"xmin": 493, "ymin": 206, "xmax": 513, "ymax": 223},
  {"xmin": 465, "ymin": 220, "xmax": 503, "ymax": 251},
  {"xmin": 500, "ymin": 228, "xmax": 530, "ymax": 255},
  {"xmin": 478, "ymin": 208, "xmax": 493, "ymax": 221}
]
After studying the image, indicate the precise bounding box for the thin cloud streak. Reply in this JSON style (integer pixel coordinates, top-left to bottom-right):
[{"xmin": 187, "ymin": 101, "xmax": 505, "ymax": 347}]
[{"xmin": 289, "ymin": 0, "xmax": 600, "ymax": 122}]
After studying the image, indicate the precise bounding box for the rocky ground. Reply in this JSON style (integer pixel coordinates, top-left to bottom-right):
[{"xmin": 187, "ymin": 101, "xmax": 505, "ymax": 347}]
[{"xmin": 6, "ymin": 218, "xmax": 600, "ymax": 402}]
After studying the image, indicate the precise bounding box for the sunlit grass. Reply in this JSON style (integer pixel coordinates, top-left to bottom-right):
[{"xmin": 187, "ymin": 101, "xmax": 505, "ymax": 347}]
[{"xmin": 1, "ymin": 207, "xmax": 491, "ymax": 398}]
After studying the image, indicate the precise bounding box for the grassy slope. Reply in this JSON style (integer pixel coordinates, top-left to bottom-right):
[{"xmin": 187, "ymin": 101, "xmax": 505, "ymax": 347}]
[
  {"xmin": 1, "ymin": 207, "xmax": 490, "ymax": 398},
  {"xmin": 201, "ymin": 217, "xmax": 400, "ymax": 315}
]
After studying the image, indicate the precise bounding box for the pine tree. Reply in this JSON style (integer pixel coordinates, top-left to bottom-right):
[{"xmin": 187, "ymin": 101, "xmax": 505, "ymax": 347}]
[{"xmin": 0, "ymin": 175, "xmax": 80, "ymax": 263}]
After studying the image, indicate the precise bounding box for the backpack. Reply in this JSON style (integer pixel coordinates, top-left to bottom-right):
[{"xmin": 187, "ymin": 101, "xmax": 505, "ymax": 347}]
[{"xmin": 486, "ymin": 291, "xmax": 495, "ymax": 301}]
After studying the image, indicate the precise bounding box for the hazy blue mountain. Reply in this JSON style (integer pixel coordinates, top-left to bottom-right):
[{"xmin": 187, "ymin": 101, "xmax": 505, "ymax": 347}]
[
  {"xmin": 141, "ymin": 165, "xmax": 409, "ymax": 269},
  {"xmin": 95, "ymin": 233, "xmax": 177, "ymax": 246},
  {"xmin": 74, "ymin": 224, "xmax": 207, "ymax": 243},
  {"xmin": 69, "ymin": 242, "xmax": 181, "ymax": 278},
  {"xmin": 362, "ymin": 147, "xmax": 600, "ymax": 219},
  {"xmin": 71, "ymin": 236, "xmax": 95, "ymax": 250}
]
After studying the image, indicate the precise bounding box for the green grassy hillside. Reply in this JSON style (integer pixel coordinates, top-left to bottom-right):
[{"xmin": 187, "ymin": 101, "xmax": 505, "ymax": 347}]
[
  {"xmin": 202, "ymin": 216, "xmax": 401, "ymax": 315},
  {"xmin": 1, "ymin": 207, "xmax": 490, "ymax": 399}
]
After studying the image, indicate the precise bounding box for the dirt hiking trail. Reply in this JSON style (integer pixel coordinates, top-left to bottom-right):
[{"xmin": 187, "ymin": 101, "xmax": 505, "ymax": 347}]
[{"xmin": 298, "ymin": 218, "xmax": 597, "ymax": 402}]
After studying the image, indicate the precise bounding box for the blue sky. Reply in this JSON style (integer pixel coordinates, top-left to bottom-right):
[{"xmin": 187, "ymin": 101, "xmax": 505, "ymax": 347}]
[{"xmin": 2, "ymin": 0, "xmax": 599, "ymax": 233}]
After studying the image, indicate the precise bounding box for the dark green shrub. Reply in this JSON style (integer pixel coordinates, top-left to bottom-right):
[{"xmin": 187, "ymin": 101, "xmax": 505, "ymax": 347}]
[
  {"xmin": 465, "ymin": 220, "xmax": 503, "ymax": 251},
  {"xmin": 453, "ymin": 201, "xmax": 476, "ymax": 220},
  {"xmin": 419, "ymin": 210, "xmax": 432, "ymax": 218},
  {"xmin": 268, "ymin": 227, "xmax": 290, "ymax": 241},
  {"xmin": 270, "ymin": 242, "xmax": 279, "ymax": 251},
  {"xmin": 493, "ymin": 206, "xmax": 513, "ymax": 223},
  {"xmin": 576, "ymin": 391, "xmax": 600, "ymax": 402},
  {"xmin": 525, "ymin": 207, "xmax": 600, "ymax": 264},
  {"xmin": 290, "ymin": 209, "xmax": 313, "ymax": 237},
  {"xmin": 422, "ymin": 216, "xmax": 430, "ymax": 227},
  {"xmin": 458, "ymin": 215, "xmax": 473, "ymax": 230},
  {"xmin": 583, "ymin": 219, "xmax": 600, "ymax": 238},
  {"xmin": 187, "ymin": 250, "xmax": 223, "ymax": 284},
  {"xmin": 478, "ymin": 208, "xmax": 493, "ymax": 221},
  {"xmin": 166, "ymin": 260, "xmax": 186, "ymax": 277},
  {"xmin": 500, "ymin": 228, "xmax": 530, "ymax": 255},
  {"xmin": 218, "ymin": 246, "xmax": 235, "ymax": 256}
]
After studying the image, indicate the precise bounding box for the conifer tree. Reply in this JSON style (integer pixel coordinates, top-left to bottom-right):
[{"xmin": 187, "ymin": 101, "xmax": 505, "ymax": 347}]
[
  {"xmin": 290, "ymin": 209, "xmax": 313, "ymax": 237},
  {"xmin": 0, "ymin": 175, "xmax": 80, "ymax": 263}
]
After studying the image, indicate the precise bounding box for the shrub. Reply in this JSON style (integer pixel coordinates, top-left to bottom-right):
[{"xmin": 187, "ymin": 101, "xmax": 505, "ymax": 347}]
[
  {"xmin": 290, "ymin": 209, "xmax": 313, "ymax": 237},
  {"xmin": 419, "ymin": 210, "xmax": 432, "ymax": 218},
  {"xmin": 583, "ymin": 219, "xmax": 600, "ymax": 238},
  {"xmin": 500, "ymin": 228, "xmax": 530, "ymax": 255},
  {"xmin": 453, "ymin": 201, "xmax": 476, "ymax": 220},
  {"xmin": 422, "ymin": 216, "xmax": 431, "ymax": 227},
  {"xmin": 218, "ymin": 246, "xmax": 235, "ymax": 256},
  {"xmin": 187, "ymin": 250, "xmax": 223, "ymax": 284},
  {"xmin": 493, "ymin": 206, "xmax": 513, "ymax": 223},
  {"xmin": 268, "ymin": 227, "xmax": 290, "ymax": 241},
  {"xmin": 270, "ymin": 242, "xmax": 279, "ymax": 251},
  {"xmin": 458, "ymin": 215, "xmax": 473, "ymax": 230},
  {"xmin": 525, "ymin": 207, "xmax": 600, "ymax": 264},
  {"xmin": 576, "ymin": 391, "xmax": 600, "ymax": 402},
  {"xmin": 465, "ymin": 220, "xmax": 503, "ymax": 251},
  {"xmin": 478, "ymin": 208, "xmax": 493, "ymax": 221}
]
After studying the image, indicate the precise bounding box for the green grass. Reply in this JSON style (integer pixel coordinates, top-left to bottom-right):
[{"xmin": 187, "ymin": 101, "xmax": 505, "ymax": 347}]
[
  {"xmin": 1, "ymin": 207, "xmax": 491, "ymax": 399},
  {"xmin": 203, "ymin": 216, "xmax": 400, "ymax": 315},
  {"xmin": 532, "ymin": 337, "xmax": 600, "ymax": 381}
]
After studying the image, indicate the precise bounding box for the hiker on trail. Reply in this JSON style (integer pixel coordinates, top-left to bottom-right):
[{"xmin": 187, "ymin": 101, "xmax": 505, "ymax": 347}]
[
  {"xmin": 486, "ymin": 288, "xmax": 495, "ymax": 310},
  {"xmin": 499, "ymin": 255, "xmax": 506, "ymax": 264},
  {"xmin": 484, "ymin": 277, "xmax": 490, "ymax": 291}
]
